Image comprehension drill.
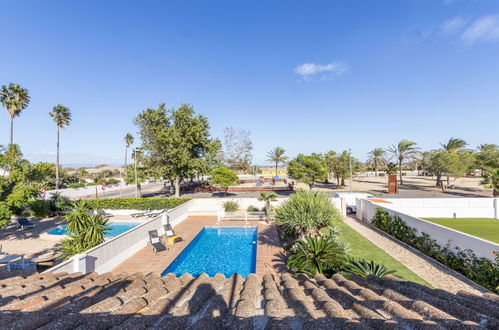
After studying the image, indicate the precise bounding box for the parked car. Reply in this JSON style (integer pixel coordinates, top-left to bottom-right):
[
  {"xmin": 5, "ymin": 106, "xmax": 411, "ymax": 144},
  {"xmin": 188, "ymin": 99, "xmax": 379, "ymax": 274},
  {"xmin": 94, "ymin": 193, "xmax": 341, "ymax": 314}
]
[{"xmin": 334, "ymin": 192, "xmax": 375, "ymax": 214}]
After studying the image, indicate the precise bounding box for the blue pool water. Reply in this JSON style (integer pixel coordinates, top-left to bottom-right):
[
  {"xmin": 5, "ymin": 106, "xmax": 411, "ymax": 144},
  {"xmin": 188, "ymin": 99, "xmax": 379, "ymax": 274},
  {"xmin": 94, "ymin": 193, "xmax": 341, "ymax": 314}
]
[
  {"xmin": 48, "ymin": 221, "xmax": 141, "ymax": 237},
  {"xmin": 162, "ymin": 226, "xmax": 257, "ymax": 278}
]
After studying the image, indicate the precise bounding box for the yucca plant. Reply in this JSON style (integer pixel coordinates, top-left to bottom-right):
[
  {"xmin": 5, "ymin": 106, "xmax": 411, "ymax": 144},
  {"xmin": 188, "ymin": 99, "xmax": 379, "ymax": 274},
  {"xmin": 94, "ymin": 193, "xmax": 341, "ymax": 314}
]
[
  {"xmin": 66, "ymin": 200, "xmax": 94, "ymax": 233},
  {"xmin": 343, "ymin": 259, "xmax": 396, "ymax": 278},
  {"xmin": 287, "ymin": 235, "xmax": 349, "ymax": 277}
]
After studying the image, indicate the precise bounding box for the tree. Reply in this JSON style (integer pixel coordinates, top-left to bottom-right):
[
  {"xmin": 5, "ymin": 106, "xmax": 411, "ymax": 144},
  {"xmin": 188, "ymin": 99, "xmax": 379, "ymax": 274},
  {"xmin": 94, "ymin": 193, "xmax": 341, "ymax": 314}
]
[
  {"xmin": 124, "ymin": 133, "xmax": 134, "ymax": 169},
  {"xmin": 209, "ymin": 166, "xmax": 239, "ymax": 196},
  {"xmin": 49, "ymin": 105, "xmax": 72, "ymax": 190},
  {"xmin": 287, "ymin": 154, "xmax": 326, "ymax": 189},
  {"xmin": 258, "ymin": 191, "xmax": 277, "ymax": 223},
  {"xmin": 266, "ymin": 147, "xmax": 288, "ymax": 177},
  {"xmin": 223, "ymin": 127, "xmax": 253, "ymax": 171},
  {"xmin": 477, "ymin": 144, "xmax": 499, "ymax": 175},
  {"xmin": 440, "ymin": 137, "xmax": 467, "ymax": 153},
  {"xmin": 388, "ymin": 140, "xmax": 419, "ymax": 184},
  {"xmin": 427, "ymin": 150, "xmax": 457, "ymax": 191},
  {"xmin": 481, "ymin": 169, "xmax": 499, "ymax": 197},
  {"xmin": 416, "ymin": 151, "xmax": 431, "ymax": 176},
  {"xmin": 0, "ymin": 83, "xmax": 30, "ymax": 145},
  {"xmin": 366, "ymin": 147, "xmax": 387, "ymax": 177},
  {"xmin": 124, "ymin": 149, "xmax": 148, "ymax": 197},
  {"xmin": 386, "ymin": 162, "xmax": 398, "ymax": 175},
  {"xmin": 134, "ymin": 103, "xmax": 217, "ymax": 197},
  {"xmin": 323, "ymin": 151, "xmax": 337, "ymax": 183}
]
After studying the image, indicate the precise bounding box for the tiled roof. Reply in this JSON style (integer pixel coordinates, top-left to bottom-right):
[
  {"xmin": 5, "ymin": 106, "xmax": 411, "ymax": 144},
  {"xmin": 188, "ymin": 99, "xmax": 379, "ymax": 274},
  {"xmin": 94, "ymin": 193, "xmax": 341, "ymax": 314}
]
[{"xmin": 0, "ymin": 271, "xmax": 498, "ymax": 329}]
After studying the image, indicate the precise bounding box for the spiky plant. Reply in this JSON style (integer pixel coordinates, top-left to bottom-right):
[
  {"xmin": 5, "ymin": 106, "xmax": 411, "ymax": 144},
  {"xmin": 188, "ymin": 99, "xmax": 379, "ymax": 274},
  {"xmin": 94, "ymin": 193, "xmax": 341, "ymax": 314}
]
[
  {"xmin": 287, "ymin": 235, "xmax": 349, "ymax": 277},
  {"xmin": 343, "ymin": 259, "xmax": 396, "ymax": 278}
]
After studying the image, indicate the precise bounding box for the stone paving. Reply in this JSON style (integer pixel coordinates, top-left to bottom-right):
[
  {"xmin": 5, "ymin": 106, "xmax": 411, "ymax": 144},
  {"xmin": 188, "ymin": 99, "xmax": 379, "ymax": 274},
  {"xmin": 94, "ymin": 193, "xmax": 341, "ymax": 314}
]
[
  {"xmin": 112, "ymin": 216, "xmax": 285, "ymax": 276},
  {"xmin": 343, "ymin": 216, "xmax": 488, "ymax": 294}
]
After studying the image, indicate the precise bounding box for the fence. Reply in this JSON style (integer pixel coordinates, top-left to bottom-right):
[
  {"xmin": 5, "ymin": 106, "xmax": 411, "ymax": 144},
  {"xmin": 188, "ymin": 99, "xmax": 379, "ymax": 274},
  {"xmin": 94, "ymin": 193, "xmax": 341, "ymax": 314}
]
[
  {"xmin": 46, "ymin": 200, "xmax": 194, "ymax": 274},
  {"xmin": 356, "ymin": 198, "xmax": 499, "ymax": 260}
]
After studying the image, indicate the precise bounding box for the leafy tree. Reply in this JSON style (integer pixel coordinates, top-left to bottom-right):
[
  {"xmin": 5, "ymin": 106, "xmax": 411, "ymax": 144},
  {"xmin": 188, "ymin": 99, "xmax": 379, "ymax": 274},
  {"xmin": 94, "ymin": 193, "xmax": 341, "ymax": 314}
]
[
  {"xmin": 134, "ymin": 103, "xmax": 217, "ymax": 197},
  {"xmin": 0, "ymin": 83, "xmax": 30, "ymax": 145},
  {"xmin": 209, "ymin": 166, "xmax": 239, "ymax": 196},
  {"xmin": 223, "ymin": 127, "xmax": 253, "ymax": 172},
  {"xmin": 477, "ymin": 144, "xmax": 499, "ymax": 175},
  {"xmin": 275, "ymin": 190, "xmax": 341, "ymax": 239},
  {"xmin": 287, "ymin": 235, "xmax": 349, "ymax": 277},
  {"xmin": 387, "ymin": 140, "xmax": 419, "ymax": 184},
  {"xmin": 258, "ymin": 191, "xmax": 277, "ymax": 223},
  {"xmin": 427, "ymin": 150, "xmax": 457, "ymax": 190},
  {"xmin": 416, "ymin": 151, "xmax": 431, "ymax": 176},
  {"xmin": 323, "ymin": 151, "xmax": 337, "ymax": 183},
  {"xmin": 27, "ymin": 162, "xmax": 56, "ymax": 186},
  {"xmin": 481, "ymin": 169, "xmax": 499, "ymax": 197},
  {"xmin": 124, "ymin": 133, "xmax": 134, "ymax": 169},
  {"xmin": 49, "ymin": 105, "xmax": 72, "ymax": 189},
  {"xmin": 287, "ymin": 154, "xmax": 326, "ymax": 189},
  {"xmin": 366, "ymin": 147, "xmax": 387, "ymax": 177},
  {"xmin": 266, "ymin": 147, "xmax": 288, "ymax": 177}
]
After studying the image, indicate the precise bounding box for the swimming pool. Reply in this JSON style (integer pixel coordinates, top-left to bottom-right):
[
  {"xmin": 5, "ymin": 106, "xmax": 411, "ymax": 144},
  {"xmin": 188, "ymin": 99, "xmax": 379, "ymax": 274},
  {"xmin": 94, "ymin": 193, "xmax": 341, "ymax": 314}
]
[
  {"xmin": 47, "ymin": 221, "xmax": 141, "ymax": 237},
  {"xmin": 162, "ymin": 226, "xmax": 257, "ymax": 278}
]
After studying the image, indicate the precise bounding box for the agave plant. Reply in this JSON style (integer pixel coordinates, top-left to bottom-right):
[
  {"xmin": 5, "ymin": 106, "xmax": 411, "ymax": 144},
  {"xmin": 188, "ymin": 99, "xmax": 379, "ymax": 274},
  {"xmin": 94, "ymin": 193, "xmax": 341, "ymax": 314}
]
[
  {"xmin": 287, "ymin": 235, "xmax": 349, "ymax": 277},
  {"xmin": 66, "ymin": 200, "xmax": 94, "ymax": 233},
  {"xmin": 343, "ymin": 259, "xmax": 396, "ymax": 278},
  {"xmin": 83, "ymin": 212, "xmax": 109, "ymax": 246}
]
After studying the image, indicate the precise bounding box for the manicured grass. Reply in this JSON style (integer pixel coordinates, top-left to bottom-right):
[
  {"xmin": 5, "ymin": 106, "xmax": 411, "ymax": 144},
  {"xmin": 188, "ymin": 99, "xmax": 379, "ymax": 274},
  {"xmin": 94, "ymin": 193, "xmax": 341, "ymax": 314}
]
[
  {"xmin": 423, "ymin": 218, "xmax": 499, "ymax": 244},
  {"xmin": 334, "ymin": 220, "xmax": 431, "ymax": 286}
]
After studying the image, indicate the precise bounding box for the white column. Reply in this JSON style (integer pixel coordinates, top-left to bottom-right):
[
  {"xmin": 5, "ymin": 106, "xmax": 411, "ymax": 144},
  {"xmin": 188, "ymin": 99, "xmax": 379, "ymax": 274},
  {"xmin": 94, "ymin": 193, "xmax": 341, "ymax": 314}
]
[{"xmin": 494, "ymin": 198, "xmax": 498, "ymax": 219}]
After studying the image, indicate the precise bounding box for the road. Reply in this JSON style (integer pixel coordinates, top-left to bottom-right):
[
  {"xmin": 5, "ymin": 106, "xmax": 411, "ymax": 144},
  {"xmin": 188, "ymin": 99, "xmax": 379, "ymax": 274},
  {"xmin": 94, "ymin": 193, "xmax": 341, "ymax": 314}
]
[{"xmin": 82, "ymin": 183, "xmax": 166, "ymax": 199}]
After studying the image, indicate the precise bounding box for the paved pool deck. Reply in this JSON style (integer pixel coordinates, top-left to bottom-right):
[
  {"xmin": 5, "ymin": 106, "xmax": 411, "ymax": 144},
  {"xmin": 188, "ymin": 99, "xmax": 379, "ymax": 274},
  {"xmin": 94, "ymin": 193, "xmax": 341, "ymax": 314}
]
[{"xmin": 112, "ymin": 216, "xmax": 285, "ymax": 276}]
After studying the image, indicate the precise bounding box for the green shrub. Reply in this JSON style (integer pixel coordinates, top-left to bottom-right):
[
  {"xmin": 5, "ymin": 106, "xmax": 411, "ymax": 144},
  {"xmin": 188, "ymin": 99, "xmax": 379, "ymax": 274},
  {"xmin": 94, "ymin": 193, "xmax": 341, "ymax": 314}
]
[
  {"xmin": 223, "ymin": 200, "xmax": 239, "ymax": 212},
  {"xmin": 247, "ymin": 205, "xmax": 260, "ymax": 212},
  {"xmin": 275, "ymin": 190, "xmax": 341, "ymax": 239},
  {"xmin": 28, "ymin": 199, "xmax": 52, "ymax": 218},
  {"xmin": 83, "ymin": 198, "xmax": 190, "ymax": 210},
  {"xmin": 0, "ymin": 202, "xmax": 12, "ymax": 228},
  {"xmin": 343, "ymin": 259, "xmax": 396, "ymax": 278},
  {"xmin": 68, "ymin": 183, "xmax": 86, "ymax": 188},
  {"xmin": 287, "ymin": 235, "xmax": 349, "ymax": 277},
  {"xmin": 372, "ymin": 208, "xmax": 499, "ymax": 293}
]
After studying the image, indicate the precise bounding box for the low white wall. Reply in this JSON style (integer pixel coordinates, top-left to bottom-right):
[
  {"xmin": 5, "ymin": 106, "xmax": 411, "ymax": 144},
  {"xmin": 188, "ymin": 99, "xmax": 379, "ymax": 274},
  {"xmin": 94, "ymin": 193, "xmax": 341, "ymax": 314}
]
[
  {"xmin": 381, "ymin": 198, "xmax": 498, "ymax": 219},
  {"xmin": 45, "ymin": 183, "xmax": 137, "ymax": 200},
  {"xmin": 356, "ymin": 199, "xmax": 499, "ymax": 261}
]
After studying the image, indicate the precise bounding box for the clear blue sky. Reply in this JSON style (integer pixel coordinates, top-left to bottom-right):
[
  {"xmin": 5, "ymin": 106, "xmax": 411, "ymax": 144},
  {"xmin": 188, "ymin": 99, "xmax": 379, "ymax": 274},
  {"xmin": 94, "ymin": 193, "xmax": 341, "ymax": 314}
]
[{"xmin": 1, "ymin": 0, "xmax": 498, "ymax": 167}]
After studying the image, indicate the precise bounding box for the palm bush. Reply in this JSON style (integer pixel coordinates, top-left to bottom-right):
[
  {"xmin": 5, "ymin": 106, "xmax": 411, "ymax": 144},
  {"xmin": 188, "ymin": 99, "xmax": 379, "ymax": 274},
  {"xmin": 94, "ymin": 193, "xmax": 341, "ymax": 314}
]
[
  {"xmin": 275, "ymin": 190, "xmax": 341, "ymax": 239},
  {"xmin": 258, "ymin": 191, "xmax": 277, "ymax": 223},
  {"xmin": 287, "ymin": 235, "xmax": 349, "ymax": 277},
  {"xmin": 481, "ymin": 168, "xmax": 499, "ymax": 197},
  {"xmin": 222, "ymin": 200, "xmax": 239, "ymax": 212},
  {"xmin": 66, "ymin": 200, "xmax": 93, "ymax": 233},
  {"xmin": 343, "ymin": 259, "xmax": 396, "ymax": 278}
]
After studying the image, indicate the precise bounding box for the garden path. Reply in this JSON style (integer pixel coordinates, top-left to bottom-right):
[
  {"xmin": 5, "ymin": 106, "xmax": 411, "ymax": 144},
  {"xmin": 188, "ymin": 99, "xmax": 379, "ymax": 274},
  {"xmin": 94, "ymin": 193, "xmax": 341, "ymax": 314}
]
[{"xmin": 344, "ymin": 216, "xmax": 488, "ymax": 294}]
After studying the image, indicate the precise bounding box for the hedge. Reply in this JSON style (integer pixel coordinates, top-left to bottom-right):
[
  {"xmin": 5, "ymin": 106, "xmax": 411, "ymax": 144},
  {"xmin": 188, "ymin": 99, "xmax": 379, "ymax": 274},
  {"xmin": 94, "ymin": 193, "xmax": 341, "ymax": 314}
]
[
  {"xmin": 84, "ymin": 198, "xmax": 191, "ymax": 211},
  {"xmin": 371, "ymin": 208, "xmax": 498, "ymax": 293}
]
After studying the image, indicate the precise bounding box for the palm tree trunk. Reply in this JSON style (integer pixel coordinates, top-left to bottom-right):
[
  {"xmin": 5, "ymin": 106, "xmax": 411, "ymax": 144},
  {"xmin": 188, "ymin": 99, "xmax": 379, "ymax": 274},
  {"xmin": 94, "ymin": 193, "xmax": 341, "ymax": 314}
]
[
  {"xmin": 374, "ymin": 160, "xmax": 378, "ymax": 177},
  {"xmin": 275, "ymin": 162, "xmax": 278, "ymax": 177},
  {"xmin": 398, "ymin": 159, "xmax": 403, "ymax": 185},
  {"xmin": 9, "ymin": 116, "xmax": 13, "ymax": 145},
  {"xmin": 56, "ymin": 127, "xmax": 60, "ymax": 190},
  {"xmin": 124, "ymin": 147, "xmax": 128, "ymax": 170}
]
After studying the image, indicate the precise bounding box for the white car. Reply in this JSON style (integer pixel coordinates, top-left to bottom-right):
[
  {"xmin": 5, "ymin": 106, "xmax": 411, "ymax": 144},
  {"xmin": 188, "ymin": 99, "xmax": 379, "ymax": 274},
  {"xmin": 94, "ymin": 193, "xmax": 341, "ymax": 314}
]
[{"xmin": 334, "ymin": 192, "xmax": 375, "ymax": 214}]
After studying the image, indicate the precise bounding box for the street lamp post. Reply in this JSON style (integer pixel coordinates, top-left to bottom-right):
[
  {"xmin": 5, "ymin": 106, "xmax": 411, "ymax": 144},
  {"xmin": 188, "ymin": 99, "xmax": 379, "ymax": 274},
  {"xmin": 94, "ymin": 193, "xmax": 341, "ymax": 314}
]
[{"xmin": 349, "ymin": 148, "xmax": 352, "ymax": 193}]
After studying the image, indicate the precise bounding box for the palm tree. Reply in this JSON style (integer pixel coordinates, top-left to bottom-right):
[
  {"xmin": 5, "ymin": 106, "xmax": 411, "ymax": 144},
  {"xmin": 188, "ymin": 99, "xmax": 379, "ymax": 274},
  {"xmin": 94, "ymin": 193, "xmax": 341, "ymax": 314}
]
[
  {"xmin": 417, "ymin": 151, "xmax": 431, "ymax": 176},
  {"xmin": 258, "ymin": 192, "xmax": 277, "ymax": 223},
  {"xmin": 366, "ymin": 147, "xmax": 387, "ymax": 177},
  {"xmin": 0, "ymin": 83, "xmax": 30, "ymax": 145},
  {"xmin": 481, "ymin": 169, "xmax": 499, "ymax": 197},
  {"xmin": 124, "ymin": 133, "xmax": 134, "ymax": 169},
  {"xmin": 440, "ymin": 137, "xmax": 467, "ymax": 153},
  {"xmin": 266, "ymin": 147, "xmax": 288, "ymax": 177},
  {"xmin": 49, "ymin": 105, "xmax": 72, "ymax": 189},
  {"xmin": 387, "ymin": 140, "xmax": 419, "ymax": 184}
]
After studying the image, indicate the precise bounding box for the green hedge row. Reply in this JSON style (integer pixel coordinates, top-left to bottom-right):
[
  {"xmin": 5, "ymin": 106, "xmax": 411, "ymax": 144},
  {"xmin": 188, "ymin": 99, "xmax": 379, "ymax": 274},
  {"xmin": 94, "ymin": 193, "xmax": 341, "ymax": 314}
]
[
  {"xmin": 372, "ymin": 208, "xmax": 498, "ymax": 293},
  {"xmin": 84, "ymin": 198, "xmax": 191, "ymax": 210}
]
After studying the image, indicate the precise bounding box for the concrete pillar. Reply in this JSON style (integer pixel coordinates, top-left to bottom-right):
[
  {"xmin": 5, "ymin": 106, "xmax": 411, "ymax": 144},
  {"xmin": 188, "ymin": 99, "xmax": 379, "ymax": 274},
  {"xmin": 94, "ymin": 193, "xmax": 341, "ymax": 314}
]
[
  {"xmin": 340, "ymin": 198, "xmax": 346, "ymax": 216},
  {"xmin": 494, "ymin": 198, "xmax": 498, "ymax": 219},
  {"xmin": 73, "ymin": 254, "xmax": 87, "ymax": 273}
]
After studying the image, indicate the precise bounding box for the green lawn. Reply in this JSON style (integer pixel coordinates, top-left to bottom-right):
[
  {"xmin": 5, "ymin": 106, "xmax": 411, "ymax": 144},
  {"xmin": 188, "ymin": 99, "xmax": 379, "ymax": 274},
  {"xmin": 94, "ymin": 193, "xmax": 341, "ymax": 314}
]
[
  {"xmin": 333, "ymin": 221, "xmax": 430, "ymax": 286},
  {"xmin": 423, "ymin": 218, "xmax": 499, "ymax": 244}
]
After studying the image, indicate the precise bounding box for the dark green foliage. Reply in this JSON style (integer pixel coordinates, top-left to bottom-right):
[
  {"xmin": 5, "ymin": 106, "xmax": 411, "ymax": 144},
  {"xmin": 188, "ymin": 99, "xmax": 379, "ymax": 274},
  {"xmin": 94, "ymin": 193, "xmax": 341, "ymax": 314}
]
[
  {"xmin": 372, "ymin": 208, "xmax": 499, "ymax": 293},
  {"xmin": 287, "ymin": 235, "xmax": 349, "ymax": 277},
  {"xmin": 343, "ymin": 259, "xmax": 396, "ymax": 278},
  {"xmin": 222, "ymin": 200, "xmax": 239, "ymax": 212},
  {"xmin": 83, "ymin": 198, "xmax": 190, "ymax": 211},
  {"xmin": 247, "ymin": 205, "xmax": 260, "ymax": 212}
]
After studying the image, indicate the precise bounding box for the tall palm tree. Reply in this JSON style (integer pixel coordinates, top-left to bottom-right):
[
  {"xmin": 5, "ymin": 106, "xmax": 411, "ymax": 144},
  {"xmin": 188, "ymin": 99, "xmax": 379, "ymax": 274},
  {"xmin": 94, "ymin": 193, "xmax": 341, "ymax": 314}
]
[
  {"xmin": 440, "ymin": 137, "xmax": 467, "ymax": 153},
  {"xmin": 49, "ymin": 105, "xmax": 72, "ymax": 190},
  {"xmin": 481, "ymin": 169, "xmax": 499, "ymax": 197},
  {"xmin": 124, "ymin": 133, "xmax": 134, "ymax": 169},
  {"xmin": 387, "ymin": 140, "xmax": 419, "ymax": 185},
  {"xmin": 0, "ymin": 83, "xmax": 30, "ymax": 145},
  {"xmin": 366, "ymin": 147, "xmax": 387, "ymax": 177},
  {"xmin": 266, "ymin": 147, "xmax": 288, "ymax": 177}
]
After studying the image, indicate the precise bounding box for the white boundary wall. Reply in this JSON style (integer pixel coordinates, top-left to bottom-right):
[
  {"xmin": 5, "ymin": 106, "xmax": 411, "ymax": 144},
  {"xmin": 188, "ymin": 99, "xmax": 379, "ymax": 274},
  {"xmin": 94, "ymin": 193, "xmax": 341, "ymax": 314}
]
[
  {"xmin": 356, "ymin": 198, "xmax": 499, "ymax": 261},
  {"xmin": 44, "ymin": 183, "xmax": 136, "ymax": 200},
  {"xmin": 46, "ymin": 197, "xmax": 345, "ymax": 274}
]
